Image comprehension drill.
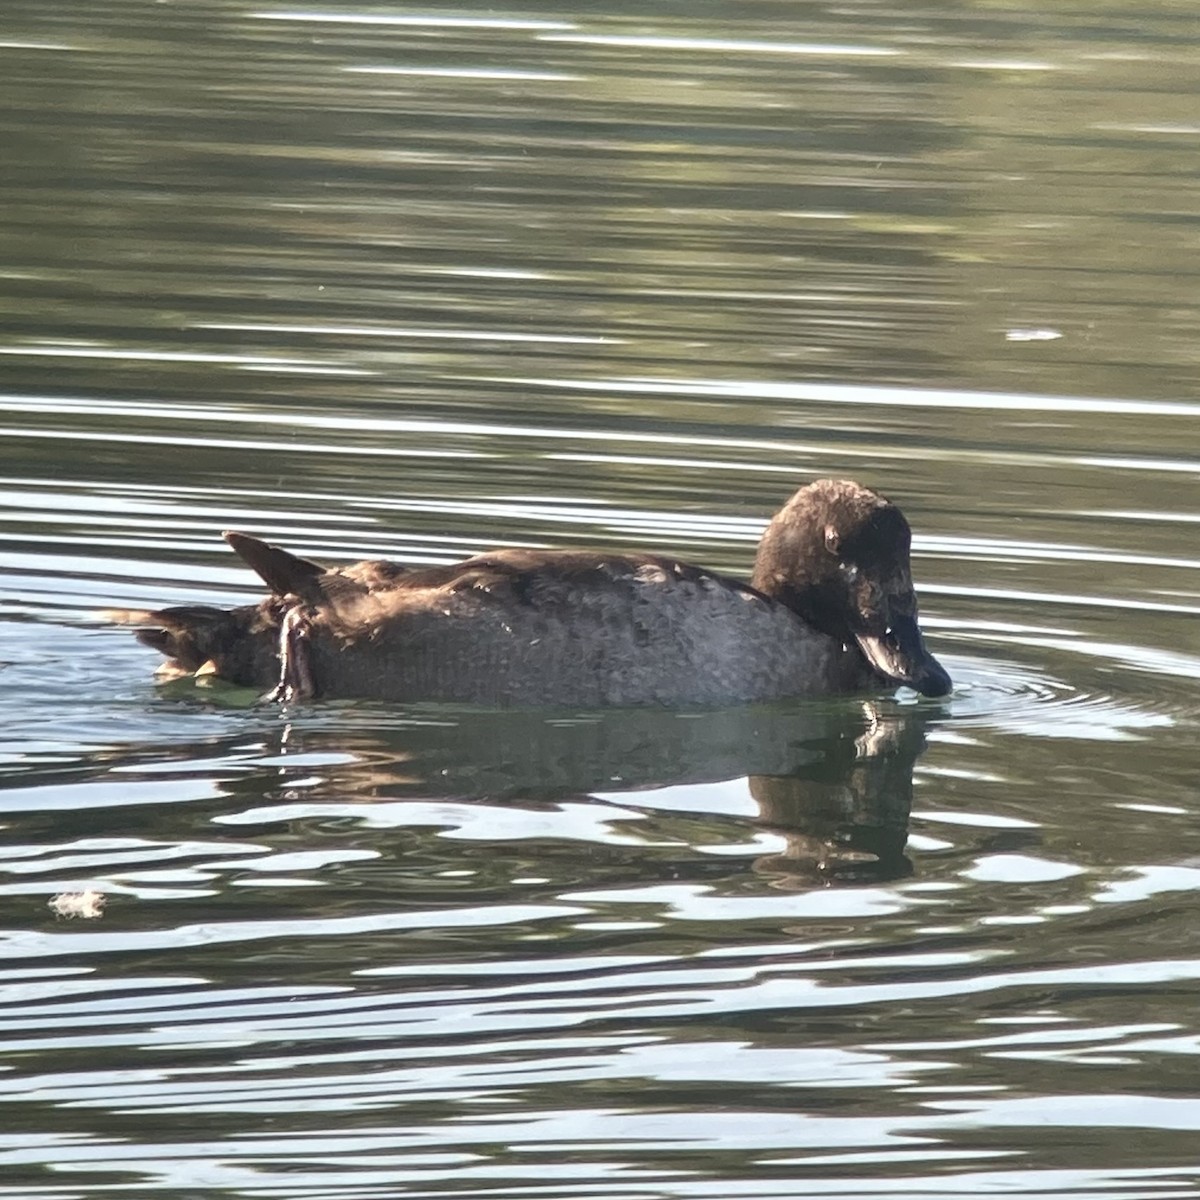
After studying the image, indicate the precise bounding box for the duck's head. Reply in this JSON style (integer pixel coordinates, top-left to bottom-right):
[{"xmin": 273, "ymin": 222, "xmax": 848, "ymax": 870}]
[{"xmin": 751, "ymin": 479, "xmax": 952, "ymax": 698}]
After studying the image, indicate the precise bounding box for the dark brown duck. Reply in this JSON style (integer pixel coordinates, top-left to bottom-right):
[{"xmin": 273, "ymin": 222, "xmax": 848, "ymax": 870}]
[{"xmin": 114, "ymin": 479, "xmax": 952, "ymax": 707}]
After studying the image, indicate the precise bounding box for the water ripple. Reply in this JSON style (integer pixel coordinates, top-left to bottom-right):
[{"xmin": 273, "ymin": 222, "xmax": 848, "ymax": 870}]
[{"xmin": 939, "ymin": 655, "xmax": 1176, "ymax": 740}]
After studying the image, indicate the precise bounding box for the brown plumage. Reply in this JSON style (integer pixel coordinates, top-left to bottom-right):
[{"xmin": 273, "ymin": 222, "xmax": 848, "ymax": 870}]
[{"xmin": 111, "ymin": 479, "xmax": 951, "ymax": 707}]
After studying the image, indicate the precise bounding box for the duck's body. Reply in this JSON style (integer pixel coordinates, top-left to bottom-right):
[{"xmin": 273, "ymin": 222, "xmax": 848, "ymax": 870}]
[{"xmin": 115, "ymin": 480, "xmax": 951, "ymax": 707}]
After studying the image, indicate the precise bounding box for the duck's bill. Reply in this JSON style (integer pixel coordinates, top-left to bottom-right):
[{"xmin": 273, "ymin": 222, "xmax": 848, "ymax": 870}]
[{"xmin": 854, "ymin": 615, "xmax": 952, "ymax": 698}]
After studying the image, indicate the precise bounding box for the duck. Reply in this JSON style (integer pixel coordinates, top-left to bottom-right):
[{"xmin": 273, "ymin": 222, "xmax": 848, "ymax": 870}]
[{"xmin": 111, "ymin": 479, "xmax": 951, "ymax": 707}]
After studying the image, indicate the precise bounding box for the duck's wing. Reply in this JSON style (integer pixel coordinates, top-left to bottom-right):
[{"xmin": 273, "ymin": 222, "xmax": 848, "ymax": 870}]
[{"xmin": 413, "ymin": 548, "xmax": 769, "ymax": 601}]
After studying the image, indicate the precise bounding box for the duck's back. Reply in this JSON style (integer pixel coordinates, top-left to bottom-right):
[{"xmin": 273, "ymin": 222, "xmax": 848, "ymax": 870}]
[{"xmin": 300, "ymin": 550, "xmax": 873, "ymax": 706}]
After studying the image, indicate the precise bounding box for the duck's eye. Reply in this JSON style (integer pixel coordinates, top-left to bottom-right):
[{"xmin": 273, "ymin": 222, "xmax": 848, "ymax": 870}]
[{"xmin": 823, "ymin": 525, "xmax": 840, "ymax": 555}]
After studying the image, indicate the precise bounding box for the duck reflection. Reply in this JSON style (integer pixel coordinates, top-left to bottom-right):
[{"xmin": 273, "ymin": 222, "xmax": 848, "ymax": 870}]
[
  {"xmin": 748, "ymin": 704, "xmax": 923, "ymax": 887},
  {"xmin": 263, "ymin": 697, "xmax": 932, "ymax": 888}
]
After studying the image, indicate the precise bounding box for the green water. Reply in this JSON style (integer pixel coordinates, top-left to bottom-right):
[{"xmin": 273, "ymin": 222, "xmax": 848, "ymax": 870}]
[{"xmin": 1, "ymin": 2, "xmax": 1198, "ymax": 1196}]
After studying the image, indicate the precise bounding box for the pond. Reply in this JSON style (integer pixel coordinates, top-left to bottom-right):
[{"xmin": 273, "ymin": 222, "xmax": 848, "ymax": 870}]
[{"xmin": 1, "ymin": 1, "xmax": 1199, "ymax": 1196}]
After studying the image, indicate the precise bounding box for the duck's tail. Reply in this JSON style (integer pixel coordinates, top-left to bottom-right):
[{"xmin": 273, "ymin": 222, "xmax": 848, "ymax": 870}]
[
  {"xmin": 108, "ymin": 532, "xmax": 349, "ymax": 693},
  {"xmin": 106, "ymin": 605, "xmax": 257, "ymax": 678}
]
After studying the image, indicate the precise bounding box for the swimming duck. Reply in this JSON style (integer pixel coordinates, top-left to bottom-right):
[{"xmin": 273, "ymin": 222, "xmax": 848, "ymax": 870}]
[{"xmin": 113, "ymin": 479, "xmax": 951, "ymax": 706}]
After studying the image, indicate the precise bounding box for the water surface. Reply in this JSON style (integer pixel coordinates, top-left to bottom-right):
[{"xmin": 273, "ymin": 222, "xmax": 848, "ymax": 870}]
[{"xmin": 2, "ymin": 1, "xmax": 1199, "ymax": 1197}]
